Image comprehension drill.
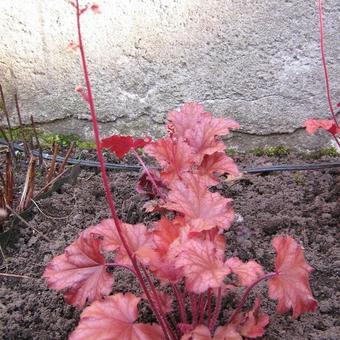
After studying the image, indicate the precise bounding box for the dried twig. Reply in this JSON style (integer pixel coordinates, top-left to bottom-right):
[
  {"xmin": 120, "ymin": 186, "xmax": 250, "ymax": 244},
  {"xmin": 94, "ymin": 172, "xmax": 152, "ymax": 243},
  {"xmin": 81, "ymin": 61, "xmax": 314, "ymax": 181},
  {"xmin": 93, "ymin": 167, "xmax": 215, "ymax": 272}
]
[
  {"xmin": 0, "ymin": 188, "xmax": 5, "ymax": 232},
  {"xmin": 31, "ymin": 197, "xmax": 75, "ymax": 220},
  {"xmin": 58, "ymin": 142, "xmax": 75, "ymax": 175},
  {"xmin": 0, "ymin": 245, "xmax": 6, "ymax": 262},
  {"xmin": 0, "ymin": 272, "xmax": 32, "ymax": 279},
  {"xmin": 30, "ymin": 115, "xmax": 43, "ymax": 166},
  {"xmin": 18, "ymin": 156, "xmax": 37, "ymax": 212},
  {"xmin": 5, "ymin": 152, "xmax": 14, "ymax": 208},
  {"xmin": 0, "ymin": 84, "xmax": 13, "ymax": 141},
  {"xmin": 45, "ymin": 142, "xmax": 60, "ymax": 184},
  {"xmin": 0, "ymin": 126, "xmax": 15, "ymax": 157},
  {"xmin": 5, "ymin": 204, "xmax": 50, "ymax": 242},
  {"xmin": 14, "ymin": 94, "xmax": 30, "ymax": 157}
]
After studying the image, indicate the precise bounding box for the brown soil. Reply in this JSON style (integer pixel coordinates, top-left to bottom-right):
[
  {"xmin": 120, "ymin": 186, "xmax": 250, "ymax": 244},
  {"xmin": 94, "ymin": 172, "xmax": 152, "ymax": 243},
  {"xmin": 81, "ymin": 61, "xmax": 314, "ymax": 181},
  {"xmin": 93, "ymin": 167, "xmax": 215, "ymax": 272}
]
[{"xmin": 0, "ymin": 154, "xmax": 339, "ymax": 340}]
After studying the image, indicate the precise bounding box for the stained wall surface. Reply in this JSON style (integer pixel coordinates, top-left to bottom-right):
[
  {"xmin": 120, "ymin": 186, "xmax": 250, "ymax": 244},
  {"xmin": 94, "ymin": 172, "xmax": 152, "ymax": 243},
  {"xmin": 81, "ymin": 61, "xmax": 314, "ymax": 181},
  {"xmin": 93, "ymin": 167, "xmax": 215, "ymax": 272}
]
[{"xmin": 0, "ymin": 0, "xmax": 339, "ymax": 149}]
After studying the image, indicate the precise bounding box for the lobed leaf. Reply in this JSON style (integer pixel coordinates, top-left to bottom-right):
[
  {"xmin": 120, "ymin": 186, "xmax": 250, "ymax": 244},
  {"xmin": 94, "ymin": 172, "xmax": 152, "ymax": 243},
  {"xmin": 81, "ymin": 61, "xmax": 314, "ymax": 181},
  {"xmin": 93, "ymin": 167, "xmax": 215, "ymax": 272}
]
[
  {"xmin": 226, "ymin": 257, "xmax": 264, "ymax": 287},
  {"xmin": 69, "ymin": 293, "xmax": 164, "ymax": 340},
  {"xmin": 167, "ymin": 102, "xmax": 209, "ymax": 138},
  {"xmin": 304, "ymin": 118, "xmax": 340, "ymax": 136},
  {"xmin": 101, "ymin": 135, "xmax": 151, "ymax": 159},
  {"xmin": 144, "ymin": 137, "xmax": 195, "ymax": 184},
  {"xmin": 181, "ymin": 324, "xmax": 241, "ymax": 340},
  {"xmin": 184, "ymin": 115, "xmax": 239, "ymax": 162},
  {"xmin": 174, "ymin": 238, "xmax": 230, "ymax": 293},
  {"xmin": 168, "ymin": 102, "xmax": 239, "ymax": 162},
  {"xmin": 89, "ymin": 219, "xmax": 121, "ymax": 252},
  {"xmin": 145, "ymin": 217, "xmax": 184, "ymax": 283},
  {"xmin": 197, "ymin": 152, "xmax": 241, "ymax": 186},
  {"xmin": 214, "ymin": 325, "xmax": 242, "ymax": 340},
  {"xmin": 43, "ymin": 231, "xmax": 113, "ymax": 308},
  {"xmin": 90, "ymin": 219, "xmax": 154, "ymax": 267},
  {"xmin": 232, "ymin": 297, "xmax": 269, "ymax": 338},
  {"xmin": 152, "ymin": 216, "xmax": 182, "ymax": 256},
  {"xmin": 163, "ymin": 173, "xmax": 234, "ymax": 232},
  {"xmin": 115, "ymin": 223, "xmax": 155, "ymax": 267},
  {"xmin": 268, "ymin": 235, "xmax": 317, "ymax": 319}
]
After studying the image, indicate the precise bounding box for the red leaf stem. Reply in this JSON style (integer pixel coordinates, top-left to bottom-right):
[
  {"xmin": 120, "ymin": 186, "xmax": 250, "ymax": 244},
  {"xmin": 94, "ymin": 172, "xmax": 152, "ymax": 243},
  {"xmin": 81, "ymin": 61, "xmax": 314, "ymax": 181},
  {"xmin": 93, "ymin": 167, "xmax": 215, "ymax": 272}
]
[
  {"xmin": 190, "ymin": 293, "xmax": 198, "ymax": 326},
  {"xmin": 209, "ymin": 287, "xmax": 222, "ymax": 332},
  {"xmin": 74, "ymin": 2, "xmax": 172, "ymax": 338},
  {"xmin": 229, "ymin": 272, "xmax": 276, "ymax": 324},
  {"xmin": 132, "ymin": 150, "xmax": 166, "ymax": 199},
  {"xmin": 139, "ymin": 261, "xmax": 177, "ymax": 340},
  {"xmin": 206, "ymin": 288, "xmax": 213, "ymax": 327},
  {"xmin": 172, "ymin": 284, "xmax": 187, "ymax": 324},
  {"xmin": 198, "ymin": 293, "xmax": 206, "ymax": 325},
  {"xmin": 317, "ymin": 0, "xmax": 338, "ymax": 127}
]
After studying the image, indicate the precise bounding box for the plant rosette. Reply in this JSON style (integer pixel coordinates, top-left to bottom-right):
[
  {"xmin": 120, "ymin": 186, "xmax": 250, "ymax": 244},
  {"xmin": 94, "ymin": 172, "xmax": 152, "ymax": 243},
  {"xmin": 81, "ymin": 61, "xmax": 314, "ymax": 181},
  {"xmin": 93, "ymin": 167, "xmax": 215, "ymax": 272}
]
[{"xmin": 43, "ymin": 2, "xmax": 318, "ymax": 339}]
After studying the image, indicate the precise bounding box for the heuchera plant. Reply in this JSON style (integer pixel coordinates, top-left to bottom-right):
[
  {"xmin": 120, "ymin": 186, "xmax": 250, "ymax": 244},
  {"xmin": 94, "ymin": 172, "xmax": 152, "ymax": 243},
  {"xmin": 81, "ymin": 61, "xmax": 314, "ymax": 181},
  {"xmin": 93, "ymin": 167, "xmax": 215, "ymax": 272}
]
[{"xmin": 43, "ymin": 1, "xmax": 317, "ymax": 339}]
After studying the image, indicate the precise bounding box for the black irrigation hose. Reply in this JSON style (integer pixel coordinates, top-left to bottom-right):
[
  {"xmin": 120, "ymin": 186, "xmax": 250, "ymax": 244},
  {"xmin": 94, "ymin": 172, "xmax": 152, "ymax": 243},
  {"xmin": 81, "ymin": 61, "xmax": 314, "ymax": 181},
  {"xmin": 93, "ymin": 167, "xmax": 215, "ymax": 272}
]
[{"xmin": 1, "ymin": 139, "xmax": 339, "ymax": 174}]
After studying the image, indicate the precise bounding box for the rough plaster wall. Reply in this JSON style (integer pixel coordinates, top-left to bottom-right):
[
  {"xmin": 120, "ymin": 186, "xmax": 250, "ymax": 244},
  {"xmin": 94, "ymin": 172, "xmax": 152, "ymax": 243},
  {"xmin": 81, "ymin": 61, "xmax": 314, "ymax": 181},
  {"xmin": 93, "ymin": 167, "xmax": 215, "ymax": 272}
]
[{"xmin": 0, "ymin": 0, "xmax": 339, "ymax": 149}]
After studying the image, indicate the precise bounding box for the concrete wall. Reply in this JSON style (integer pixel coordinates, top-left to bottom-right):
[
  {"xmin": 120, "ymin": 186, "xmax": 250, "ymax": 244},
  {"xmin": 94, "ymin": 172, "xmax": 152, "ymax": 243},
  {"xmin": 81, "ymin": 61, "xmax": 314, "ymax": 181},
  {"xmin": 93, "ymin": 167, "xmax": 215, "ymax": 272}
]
[{"xmin": 0, "ymin": 0, "xmax": 339, "ymax": 150}]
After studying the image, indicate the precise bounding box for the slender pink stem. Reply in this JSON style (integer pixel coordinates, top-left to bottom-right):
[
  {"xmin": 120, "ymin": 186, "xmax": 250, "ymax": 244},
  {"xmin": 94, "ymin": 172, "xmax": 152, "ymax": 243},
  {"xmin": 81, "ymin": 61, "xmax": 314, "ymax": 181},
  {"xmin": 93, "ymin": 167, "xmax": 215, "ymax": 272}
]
[
  {"xmin": 317, "ymin": 0, "xmax": 338, "ymax": 127},
  {"xmin": 75, "ymin": 0, "xmax": 130, "ymax": 266},
  {"xmin": 172, "ymin": 284, "xmax": 187, "ymax": 324},
  {"xmin": 132, "ymin": 150, "xmax": 165, "ymax": 199},
  {"xmin": 139, "ymin": 262, "xmax": 177, "ymax": 340},
  {"xmin": 229, "ymin": 272, "xmax": 277, "ymax": 324},
  {"xmin": 168, "ymin": 314, "xmax": 181, "ymax": 339},
  {"xmin": 190, "ymin": 293, "xmax": 198, "ymax": 325},
  {"xmin": 206, "ymin": 288, "xmax": 212, "ymax": 326},
  {"xmin": 74, "ymin": 2, "xmax": 171, "ymax": 338},
  {"xmin": 333, "ymin": 136, "xmax": 340, "ymax": 148},
  {"xmin": 198, "ymin": 293, "xmax": 206, "ymax": 325},
  {"xmin": 193, "ymin": 294, "xmax": 201, "ymax": 327},
  {"xmin": 209, "ymin": 288, "xmax": 222, "ymax": 332}
]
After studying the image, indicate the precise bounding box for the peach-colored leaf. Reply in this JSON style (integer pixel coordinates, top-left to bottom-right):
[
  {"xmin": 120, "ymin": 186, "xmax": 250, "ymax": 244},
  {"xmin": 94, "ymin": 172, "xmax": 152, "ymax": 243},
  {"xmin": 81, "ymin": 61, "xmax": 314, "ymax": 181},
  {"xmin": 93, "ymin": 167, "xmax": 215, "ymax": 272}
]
[
  {"xmin": 144, "ymin": 137, "xmax": 195, "ymax": 184},
  {"xmin": 174, "ymin": 238, "xmax": 230, "ymax": 293},
  {"xmin": 168, "ymin": 102, "xmax": 239, "ymax": 139},
  {"xmin": 90, "ymin": 220, "xmax": 154, "ymax": 267},
  {"xmin": 145, "ymin": 217, "xmax": 184, "ymax": 283},
  {"xmin": 148, "ymin": 256, "xmax": 183, "ymax": 283},
  {"xmin": 181, "ymin": 324, "xmax": 241, "ymax": 340},
  {"xmin": 185, "ymin": 116, "xmax": 240, "ymax": 161},
  {"xmin": 89, "ymin": 219, "xmax": 121, "ymax": 252},
  {"xmin": 304, "ymin": 118, "xmax": 340, "ymax": 135},
  {"xmin": 152, "ymin": 216, "xmax": 182, "ymax": 256},
  {"xmin": 233, "ymin": 297, "xmax": 269, "ymax": 338},
  {"xmin": 43, "ymin": 231, "xmax": 113, "ymax": 308},
  {"xmin": 69, "ymin": 293, "xmax": 164, "ymax": 340},
  {"xmin": 197, "ymin": 152, "xmax": 241, "ymax": 186},
  {"xmin": 214, "ymin": 324, "xmax": 242, "ymax": 340},
  {"xmin": 163, "ymin": 173, "xmax": 234, "ymax": 232},
  {"xmin": 168, "ymin": 103, "xmax": 239, "ymax": 162},
  {"xmin": 181, "ymin": 325, "xmax": 212, "ymax": 340},
  {"xmin": 268, "ymin": 235, "xmax": 317, "ymax": 319},
  {"xmin": 168, "ymin": 102, "xmax": 209, "ymax": 138},
  {"xmin": 116, "ymin": 223, "xmax": 154, "ymax": 267},
  {"xmin": 226, "ymin": 257, "xmax": 264, "ymax": 287}
]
